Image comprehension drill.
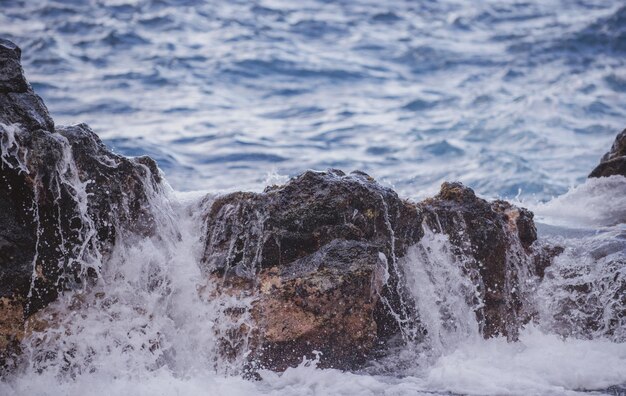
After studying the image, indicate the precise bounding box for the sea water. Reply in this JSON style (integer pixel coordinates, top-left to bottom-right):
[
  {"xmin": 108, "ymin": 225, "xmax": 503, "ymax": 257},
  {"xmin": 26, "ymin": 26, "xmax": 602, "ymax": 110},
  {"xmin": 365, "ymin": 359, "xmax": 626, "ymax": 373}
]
[
  {"xmin": 2, "ymin": 0, "xmax": 625, "ymax": 199},
  {"xmin": 1, "ymin": 0, "xmax": 625, "ymax": 395}
]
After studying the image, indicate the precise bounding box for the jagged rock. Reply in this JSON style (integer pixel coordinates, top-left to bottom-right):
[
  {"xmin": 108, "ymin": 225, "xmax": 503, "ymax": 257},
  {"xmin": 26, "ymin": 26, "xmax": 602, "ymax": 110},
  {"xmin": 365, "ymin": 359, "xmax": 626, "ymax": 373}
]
[
  {"xmin": 589, "ymin": 128, "xmax": 626, "ymax": 178},
  {"xmin": 201, "ymin": 174, "xmax": 543, "ymax": 370},
  {"xmin": 418, "ymin": 182, "xmax": 539, "ymax": 339},
  {"xmin": 0, "ymin": 39, "xmax": 53, "ymax": 132},
  {"xmin": 0, "ymin": 40, "xmax": 163, "ymax": 370},
  {"xmin": 202, "ymin": 169, "xmax": 423, "ymax": 370}
]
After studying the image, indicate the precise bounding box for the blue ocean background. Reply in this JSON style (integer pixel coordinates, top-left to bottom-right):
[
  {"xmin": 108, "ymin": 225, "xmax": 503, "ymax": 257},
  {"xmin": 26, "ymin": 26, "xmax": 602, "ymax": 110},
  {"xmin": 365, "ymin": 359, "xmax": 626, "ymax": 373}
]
[{"xmin": 1, "ymin": 0, "xmax": 625, "ymax": 200}]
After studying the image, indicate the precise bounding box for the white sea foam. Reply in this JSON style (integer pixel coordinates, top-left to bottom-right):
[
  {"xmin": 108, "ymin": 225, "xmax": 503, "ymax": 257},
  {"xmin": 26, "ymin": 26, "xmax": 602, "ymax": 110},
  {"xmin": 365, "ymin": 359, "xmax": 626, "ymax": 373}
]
[
  {"xmin": 527, "ymin": 176, "xmax": 626, "ymax": 229},
  {"xmin": 3, "ymin": 326, "xmax": 625, "ymax": 396}
]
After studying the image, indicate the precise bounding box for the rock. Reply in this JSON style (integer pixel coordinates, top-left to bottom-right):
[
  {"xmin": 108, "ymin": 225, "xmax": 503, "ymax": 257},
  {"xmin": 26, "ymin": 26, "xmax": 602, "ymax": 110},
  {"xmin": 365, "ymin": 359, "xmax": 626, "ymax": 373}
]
[
  {"xmin": 418, "ymin": 182, "xmax": 539, "ymax": 339},
  {"xmin": 202, "ymin": 169, "xmax": 423, "ymax": 370},
  {"xmin": 589, "ymin": 128, "xmax": 626, "ymax": 178},
  {"xmin": 537, "ymin": 237, "xmax": 626, "ymax": 342},
  {"xmin": 201, "ymin": 175, "xmax": 544, "ymax": 370},
  {"xmin": 0, "ymin": 39, "xmax": 53, "ymax": 132},
  {"xmin": 0, "ymin": 40, "xmax": 163, "ymax": 370},
  {"xmin": 0, "ymin": 296, "xmax": 24, "ymax": 372}
]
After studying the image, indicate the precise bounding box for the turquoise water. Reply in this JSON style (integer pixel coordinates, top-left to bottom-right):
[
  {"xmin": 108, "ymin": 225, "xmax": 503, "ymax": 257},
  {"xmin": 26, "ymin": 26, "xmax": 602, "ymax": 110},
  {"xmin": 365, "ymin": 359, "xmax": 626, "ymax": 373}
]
[{"xmin": 1, "ymin": 0, "xmax": 625, "ymax": 199}]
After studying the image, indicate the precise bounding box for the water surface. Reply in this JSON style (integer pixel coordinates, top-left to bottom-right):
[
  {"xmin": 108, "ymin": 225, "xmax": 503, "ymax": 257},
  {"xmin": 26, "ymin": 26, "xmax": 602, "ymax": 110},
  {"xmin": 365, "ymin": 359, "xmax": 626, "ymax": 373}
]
[{"xmin": 1, "ymin": 0, "xmax": 625, "ymax": 199}]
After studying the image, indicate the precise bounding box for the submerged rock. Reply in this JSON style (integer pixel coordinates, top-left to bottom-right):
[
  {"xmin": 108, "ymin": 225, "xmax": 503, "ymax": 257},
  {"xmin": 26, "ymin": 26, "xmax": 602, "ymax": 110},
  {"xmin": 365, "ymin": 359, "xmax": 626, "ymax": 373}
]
[
  {"xmin": 0, "ymin": 40, "xmax": 163, "ymax": 369},
  {"xmin": 589, "ymin": 128, "xmax": 626, "ymax": 178}
]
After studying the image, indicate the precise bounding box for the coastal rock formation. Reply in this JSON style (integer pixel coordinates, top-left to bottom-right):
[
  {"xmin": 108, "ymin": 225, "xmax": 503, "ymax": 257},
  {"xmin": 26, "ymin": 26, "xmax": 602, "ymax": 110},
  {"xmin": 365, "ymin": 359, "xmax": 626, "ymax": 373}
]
[
  {"xmin": 589, "ymin": 128, "xmax": 626, "ymax": 178},
  {"xmin": 5, "ymin": 38, "xmax": 621, "ymax": 375},
  {"xmin": 418, "ymin": 182, "xmax": 539, "ymax": 339},
  {"xmin": 201, "ymin": 169, "xmax": 423, "ymax": 370},
  {"xmin": 201, "ymin": 173, "xmax": 543, "ymax": 370},
  {"xmin": 0, "ymin": 39, "xmax": 163, "ymax": 369}
]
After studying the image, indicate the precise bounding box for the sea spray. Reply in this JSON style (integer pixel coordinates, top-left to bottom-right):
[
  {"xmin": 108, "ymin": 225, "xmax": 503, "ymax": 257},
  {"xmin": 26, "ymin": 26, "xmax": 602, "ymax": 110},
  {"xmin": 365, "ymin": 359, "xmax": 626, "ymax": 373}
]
[
  {"xmin": 537, "ymin": 229, "xmax": 626, "ymax": 342},
  {"xmin": 0, "ymin": 123, "xmax": 254, "ymax": 379},
  {"xmin": 402, "ymin": 226, "xmax": 482, "ymax": 357},
  {"xmin": 19, "ymin": 187, "xmax": 260, "ymax": 379}
]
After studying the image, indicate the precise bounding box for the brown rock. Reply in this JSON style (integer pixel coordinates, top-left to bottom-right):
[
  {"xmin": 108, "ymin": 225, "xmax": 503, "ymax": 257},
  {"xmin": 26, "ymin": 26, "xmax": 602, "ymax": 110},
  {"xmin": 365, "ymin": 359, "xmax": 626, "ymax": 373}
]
[
  {"xmin": 202, "ymin": 175, "xmax": 545, "ymax": 370},
  {"xmin": 202, "ymin": 170, "xmax": 423, "ymax": 370},
  {"xmin": 419, "ymin": 182, "xmax": 538, "ymax": 339},
  {"xmin": 589, "ymin": 128, "xmax": 626, "ymax": 178},
  {"xmin": 0, "ymin": 296, "xmax": 24, "ymax": 373}
]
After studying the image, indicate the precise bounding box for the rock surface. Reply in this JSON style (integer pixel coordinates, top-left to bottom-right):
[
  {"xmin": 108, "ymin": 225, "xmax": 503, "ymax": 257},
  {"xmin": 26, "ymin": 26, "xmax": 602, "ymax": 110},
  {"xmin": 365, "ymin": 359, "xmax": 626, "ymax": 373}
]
[
  {"xmin": 0, "ymin": 39, "xmax": 53, "ymax": 132},
  {"xmin": 201, "ymin": 173, "xmax": 544, "ymax": 370},
  {"xmin": 0, "ymin": 39, "xmax": 163, "ymax": 370},
  {"xmin": 418, "ymin": 182, "xmax": 538, "ymax": 339},
  {"xmin": 202, "ymin": 169, "xmax": 422, "ymax": 370},
  {"xmin": 589, "ymin": 128, "xmax": 626, "ymax": 178}
]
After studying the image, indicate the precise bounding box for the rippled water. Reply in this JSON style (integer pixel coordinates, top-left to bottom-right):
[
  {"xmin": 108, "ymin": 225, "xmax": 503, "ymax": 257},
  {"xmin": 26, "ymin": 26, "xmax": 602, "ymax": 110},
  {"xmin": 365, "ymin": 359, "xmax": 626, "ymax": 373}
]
[
  {"xmin": 1, "ymin": 0, "xmax": 625, "ymax": 199},
  {"xmin": 2, "ymin": 1, "xmax": 626, "ymax": 395}
]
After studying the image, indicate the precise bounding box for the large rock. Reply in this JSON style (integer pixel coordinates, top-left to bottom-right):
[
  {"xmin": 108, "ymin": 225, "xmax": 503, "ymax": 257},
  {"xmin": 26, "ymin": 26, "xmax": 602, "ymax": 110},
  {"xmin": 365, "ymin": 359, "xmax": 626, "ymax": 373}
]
[
  {"xmin": 201, "ymin": 173, "xmax": 543, "ymax": 370},
  {"xmin": 0, "ymin": 40, "xmax": 163, "ymax": 369},
  {"xmin": 589, "ymin": 128, "xmax": 626, "ymax": 178},
  {"xmin": 418, "ymin": 182, "xmax": 538, "ymax": 339},
  {"xmin": 202, "ymin": 169, "xmax": 423, "ymax": 370}
]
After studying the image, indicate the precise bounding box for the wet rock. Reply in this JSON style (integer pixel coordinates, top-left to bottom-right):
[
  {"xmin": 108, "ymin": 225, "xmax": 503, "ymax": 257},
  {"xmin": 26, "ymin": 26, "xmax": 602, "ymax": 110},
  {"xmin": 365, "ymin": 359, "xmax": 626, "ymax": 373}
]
[
  {"xmin": 0, "ymin": 40, "xmax": 163, "ymax": 370},
  {"xmin": 0, "ymin": 39, "xmax": 53, "ymax": 132},
  {"xmin": 0, "ymin": 296, "xmax": 24, "ymax": 372},
  {"xmin": 418, "ymin": 182, "xmax": 539, "ymax": 339},
  {"xmin": 249, "ymin": 240, "xmax": 385, "ymax": 370},
  {"xmin": 589, "ymin": 128, "xmax": 626, "ymax": 178},
  {"xmin": 202, "ymin": 169, "xmax": 423, "ymax": 370},
  {"xmin": 538, "ymin": 239, "xmax": 625, "ymax": 342},
  {"xmin": 202, "ymin": 175, "xmax": 544, "ymax": 370}
]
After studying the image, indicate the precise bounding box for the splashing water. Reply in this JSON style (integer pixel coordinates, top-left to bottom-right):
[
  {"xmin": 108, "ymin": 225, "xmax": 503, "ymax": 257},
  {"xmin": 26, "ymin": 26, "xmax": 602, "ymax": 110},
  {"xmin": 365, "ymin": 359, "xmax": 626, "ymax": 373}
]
[
  {"xmin": 1, "ymin": 0, "xmax": 626, "ymax": 393},
  {"xmin": 0, "ymin": 169, "xmax": 623, "ymax": 395},
  {"xmin": 403, "ymin": 226, "xmax": 482, "ymax": 357},
  {"xmin": 1, "ymin": 124, "xmax": 626, "ymax": 394}
]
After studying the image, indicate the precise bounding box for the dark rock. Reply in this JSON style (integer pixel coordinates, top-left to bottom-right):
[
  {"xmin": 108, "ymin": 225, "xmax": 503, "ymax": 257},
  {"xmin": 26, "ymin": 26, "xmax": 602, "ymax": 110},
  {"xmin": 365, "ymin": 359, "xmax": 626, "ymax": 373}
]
[
  {"xmin": 0, "ymin": 40, "xmax": 163, "ymax": 369},
  {"xmin": 202, "ymin": 169, "xmax": 423, "ymax": 370},
  {"xmin": 0, "ymin": 39, "xmax": 53, "ymax": 131},
  {"xmin": 589, "ymin": 128, "xmax": 626, "ymax": 178},
  {"xmin": 202, "ymin": 175, "xmax": 544, "ymax": 370},
  {"xmin": 419, "ymin": 182, "xmax": 539, "ymax": 339},
  {"xmin": 202, "ymin": 169, "xmax": 422, "ymax": 278}
]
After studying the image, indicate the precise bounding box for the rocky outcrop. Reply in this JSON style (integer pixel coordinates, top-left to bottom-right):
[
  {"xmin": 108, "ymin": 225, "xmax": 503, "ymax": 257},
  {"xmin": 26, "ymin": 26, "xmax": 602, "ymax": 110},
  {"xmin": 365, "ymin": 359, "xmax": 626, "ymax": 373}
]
[
  {"xmin": 202, "ymin": 169, "xmax": 423, "ymax": 370},
  {"xmin": 2, "ymin": 38, "xmax": 600, "ymax": 375},
  {"xmin": 0, "ymin": 39, "xmax": 163, "ymax": 370},
  {"xmin": 589, "ymin": 128, "xmax": 626, "ymax": 178},
  {"xmin": 418, "ymin": 182, "xmax": 538, "ymax": 339},
  {"xmin": 0, "ymin": 39, "xmax": 53, "ymax": 132},
  {"xmin": 201, "ymin": 173, "xmax": 544, "ymax": 370}
]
